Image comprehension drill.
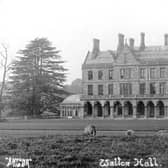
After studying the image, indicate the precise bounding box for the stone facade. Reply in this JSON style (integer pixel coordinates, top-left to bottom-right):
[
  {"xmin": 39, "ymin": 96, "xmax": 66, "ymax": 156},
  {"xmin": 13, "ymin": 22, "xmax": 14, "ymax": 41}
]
[{"xmin": 80, "ymin": 33, "xmax": 168, "ymax": 119}]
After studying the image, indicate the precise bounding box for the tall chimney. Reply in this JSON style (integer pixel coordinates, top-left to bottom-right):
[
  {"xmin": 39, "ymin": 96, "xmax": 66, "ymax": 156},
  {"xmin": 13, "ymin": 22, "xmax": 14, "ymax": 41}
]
[
  {"xmin": 117, "ymin": 33, "xmax": 124, "ymax": 51},
  {"xmin": 129, "ymin": 38, "xmax": 134, "ymax": 50},
  {"xmin": 140, "ymin": 32, "xmax": 145, "ymax": 50},
  {"xmin": 92, "ymin": 38, "xmax": 100, "ymax": 53},
  {"xmin": 164, "ymin": 34, "xmax": 168, "ymax": 46},
  {"xmin": 92, "ymin": 38, "xmax": 100, "ymax": 58}
]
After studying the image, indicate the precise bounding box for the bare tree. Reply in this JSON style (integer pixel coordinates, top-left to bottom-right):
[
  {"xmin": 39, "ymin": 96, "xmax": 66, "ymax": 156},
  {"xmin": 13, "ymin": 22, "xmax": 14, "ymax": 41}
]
[{"xmin": 0, "ymin": 44, "xmax": 10, "ymax": 117}]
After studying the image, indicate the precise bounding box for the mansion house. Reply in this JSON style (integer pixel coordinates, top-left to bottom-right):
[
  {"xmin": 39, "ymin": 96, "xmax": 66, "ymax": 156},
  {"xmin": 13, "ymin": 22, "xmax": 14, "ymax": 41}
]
[{"xmin": 60, "ymin": 33, "xmax": 168, "ymax": 119}]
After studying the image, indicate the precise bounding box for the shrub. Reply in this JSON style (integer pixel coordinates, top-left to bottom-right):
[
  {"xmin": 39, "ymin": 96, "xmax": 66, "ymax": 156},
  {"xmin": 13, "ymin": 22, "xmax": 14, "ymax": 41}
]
[{"xmin": 125, "ymin": 129, "xmax": 135, "ymax": 136}]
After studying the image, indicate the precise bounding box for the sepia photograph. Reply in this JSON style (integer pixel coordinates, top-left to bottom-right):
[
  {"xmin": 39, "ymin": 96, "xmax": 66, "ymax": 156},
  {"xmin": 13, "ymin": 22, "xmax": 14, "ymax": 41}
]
[{"xmin": 0, "ymin": 0, "xmax": 168, "ymax": 167}]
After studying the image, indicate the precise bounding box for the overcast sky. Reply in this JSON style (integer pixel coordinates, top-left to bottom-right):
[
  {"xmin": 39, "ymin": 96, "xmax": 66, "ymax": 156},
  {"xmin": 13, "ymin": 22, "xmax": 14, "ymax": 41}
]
[{"xmin": 0, "ymin": 0, "xmax": 168, "ymax": 84}]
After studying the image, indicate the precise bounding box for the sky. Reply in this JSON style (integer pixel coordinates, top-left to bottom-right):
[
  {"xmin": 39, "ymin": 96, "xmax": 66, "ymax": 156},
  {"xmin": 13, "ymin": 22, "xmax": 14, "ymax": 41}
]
[{"xmin": 0, "ymin": 0, "xmax": 168, "ymax": 84}]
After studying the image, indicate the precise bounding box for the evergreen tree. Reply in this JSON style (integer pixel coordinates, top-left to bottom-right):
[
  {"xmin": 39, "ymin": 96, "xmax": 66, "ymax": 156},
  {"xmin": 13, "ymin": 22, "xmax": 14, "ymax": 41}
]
[{"xmin": 9, "ymin": 38, "xmax": 67, "ymax": 116}]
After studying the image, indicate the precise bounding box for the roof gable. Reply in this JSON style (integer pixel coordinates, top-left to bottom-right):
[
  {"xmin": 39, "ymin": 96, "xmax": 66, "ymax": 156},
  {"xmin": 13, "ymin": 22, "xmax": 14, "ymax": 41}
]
[
  {"xmin": 84, "ymin": 51, "xmax": 115, "ymax": 64},
  {"xmin": 114, "ymin": 47, "xmax": 140, "ymax": 65}
]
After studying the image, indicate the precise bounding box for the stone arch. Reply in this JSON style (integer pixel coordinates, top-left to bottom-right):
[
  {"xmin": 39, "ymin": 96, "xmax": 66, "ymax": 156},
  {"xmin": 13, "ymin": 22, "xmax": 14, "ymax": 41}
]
[
  {"xmin": 156, "ymin": 101, "xmax": 165, "ymax": 117},
  {"xmin": 147, "ymin": 101, "xmax": 155, "ymax": 118},
  {"xmin": 124, "ymin": 101, "xmax": 133, "ymax": 117},
  {"xmin": 114, "ymin": 101, "xmax": 122, "ymax": 117},
  {"xmin": 104, "ymin": 101, "xmax": 110, "ymax": 117},
  {"xmin": 94, "ymin": 101, "xmax": 103, "ymax": 117},
  {"xmin": 137, "ymin": 101, "xmax": 145, "ymax": 118},
  {"xmin": 84, "ymin": 102, "xmax": 92, "ymax": 116}
]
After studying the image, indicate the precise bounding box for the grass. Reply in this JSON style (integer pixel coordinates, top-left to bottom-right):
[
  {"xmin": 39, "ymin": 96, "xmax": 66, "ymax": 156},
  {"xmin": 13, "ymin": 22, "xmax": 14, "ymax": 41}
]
[
  {"xmin": 1, "ymin": 119, "xmax": 168, "ymax": 131},
  {"xmin": 0, "ymin": 135, "xmax": 167, "ymax": 167},
  {"xmin": 0, "ymin": 119, "xmax": 167, "ymax": 167}
]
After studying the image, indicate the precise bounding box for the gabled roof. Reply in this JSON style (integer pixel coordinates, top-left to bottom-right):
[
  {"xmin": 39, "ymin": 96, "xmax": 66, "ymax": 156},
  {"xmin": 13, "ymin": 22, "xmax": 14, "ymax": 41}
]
[
  {"xmin": 84, "ymin": 50, "xmax": 115, "ymax": 64},
  {"xmin": 83, "ymin": 44, "xmax": 168, "ymax": 66},
  {"xmin": 114, "ymin": 45, "xmax": 140, "ymax": 65}
]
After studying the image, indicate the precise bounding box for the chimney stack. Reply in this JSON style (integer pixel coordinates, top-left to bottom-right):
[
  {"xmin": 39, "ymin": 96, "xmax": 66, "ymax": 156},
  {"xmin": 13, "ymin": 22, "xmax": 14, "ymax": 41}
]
[
  {"xmin": 140, "ymin": 32, "xmax": 145, "ymax": 50},
  {"xmin": 164, "ymin": 34, "xmax": 168, "ymax": 46},
  {"xmin": 92, "ymin": 38, "xmax": 100, "ymax": 53},
  {"xmin": 92, "ymin": 38, "xmax": 100, "ymax": 58},
  {"xmin": 117, "ymin": 33, "xmax": 124, "ymax": 51},
  {"xmin": 129, "ymin": 38, "xmax": 134, "ymax": 50}
]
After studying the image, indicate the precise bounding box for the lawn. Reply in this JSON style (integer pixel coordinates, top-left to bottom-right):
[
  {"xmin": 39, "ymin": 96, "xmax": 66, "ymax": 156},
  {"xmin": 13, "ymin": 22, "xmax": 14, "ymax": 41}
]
[
  {"xmin": 0, "ymin": 119, "xmax": 167, "ymax": 167},
  {"xmin": 1, "ymin": 118, "xmax": 168, "ymax": 131},
  {"xmin": 0, "ymin": 135, "xmax": 167, "ymax": 168}
]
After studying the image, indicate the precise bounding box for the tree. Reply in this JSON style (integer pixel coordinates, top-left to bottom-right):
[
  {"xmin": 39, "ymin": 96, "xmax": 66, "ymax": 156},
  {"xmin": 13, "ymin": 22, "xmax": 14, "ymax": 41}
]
[
  {"xmin": 9, "ymin": 38, "xmax": 67, "ymax": 116},
  {"xmin": 64, "ymin": 78, "xmax": 82, "ymax": 94},
  {"xmin": 0, "ymin": 44, "xmax": 10, "ymax": 117}
]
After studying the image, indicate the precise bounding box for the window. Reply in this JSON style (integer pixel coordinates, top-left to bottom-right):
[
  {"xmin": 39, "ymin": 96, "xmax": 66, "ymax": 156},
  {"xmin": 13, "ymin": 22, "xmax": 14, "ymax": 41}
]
[
  {"xmin": 88, "ymin": 71, "xmax": 93, "ymax": 80},
  {"xmin": 98, "ymin": 85, "xmax": 103, "ymax": 95},
  {"xmin": 139, "ymin": 83, "xmax": 146, "ymax": 95},
  {"xmin": 150, "ymin": 68, "xmax": 156, "ymax": 79},
  {"xmin": 128, "ymin": 83, "xmax": 132, "ymax": 95},
  {"xmin": 160, "ymin": 82, "xmax": 166, "ymax": 95},
  {"xmin": 88, "ymin": 85, "xmax": 93, "ymax": 95},
  {"xmin": 98, "ymin": 71, "xmax": 103, "ymax": 80},
  {"xmin": 108, "ymin": 84, "xmax": 113, "ymax": 95},
  {"xmin": 120, "ymin": 69, "xmax": 124, "ymax": 79},
  {"xmin": 125, "ymin": 68, "xmax": 131, "ymax": 79},
  {"xmin": 150, "ymin": 83, "xmax": 156, "ymax": 95},
  {"xmin": 139, "ymin": 68, "xmax": 145, "ymax": 79},
  {"xmin": 120, "ymin": 68, "xmax": 131, "ymax": 79},
  {"xmin": 109, "ymin": 70, "xmax": 113, "ymax": 80},
  {"xmin": 120, "ymin": 83, "xmax": 124, "ymax": 95},
  {"xmin": 160, "ymin": 67, "xmax": 166, "ymax": 78},
  {"xmin": 120, "ymin": 83, "xmax": 132, "ymax": 96}
]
